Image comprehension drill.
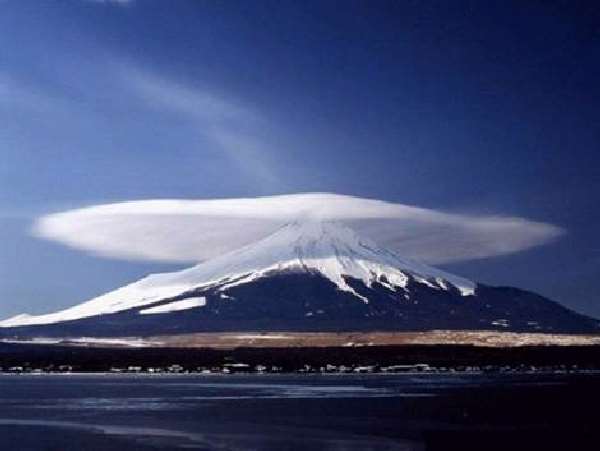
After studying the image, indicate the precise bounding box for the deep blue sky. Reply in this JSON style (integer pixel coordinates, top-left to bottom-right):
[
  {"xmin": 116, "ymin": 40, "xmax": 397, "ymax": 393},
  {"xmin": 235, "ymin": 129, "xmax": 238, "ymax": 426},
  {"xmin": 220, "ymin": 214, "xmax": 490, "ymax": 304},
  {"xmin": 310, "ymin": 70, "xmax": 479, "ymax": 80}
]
[{"xmin": 1, "ymin": 0, "xmax": 599, "ymax": 318}]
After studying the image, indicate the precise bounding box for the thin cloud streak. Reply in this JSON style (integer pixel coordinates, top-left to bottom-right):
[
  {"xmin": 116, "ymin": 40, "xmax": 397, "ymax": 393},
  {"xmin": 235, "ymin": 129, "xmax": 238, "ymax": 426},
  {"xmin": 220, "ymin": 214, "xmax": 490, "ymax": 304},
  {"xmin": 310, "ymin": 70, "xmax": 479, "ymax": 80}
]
[
  {"xmin": 32, "ymin": 193, "xmax": 564, "ymax": 265},
  {"xmin": 1, "ymin": 62, "xmax": 283, "ymax": 190},
  {"xmin": 121, "ymin": 65, "xmax": 281, "ymax": 189}
]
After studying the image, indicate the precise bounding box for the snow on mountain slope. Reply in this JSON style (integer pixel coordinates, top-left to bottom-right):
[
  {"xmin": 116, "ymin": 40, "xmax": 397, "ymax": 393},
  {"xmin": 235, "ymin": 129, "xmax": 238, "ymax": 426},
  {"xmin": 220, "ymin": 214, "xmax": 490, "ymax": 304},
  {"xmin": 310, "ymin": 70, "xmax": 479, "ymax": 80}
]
[
  {"xmin": 0, "ymin": 221, "xmax": 474, "ymax": 327},
  {"xmin": 138, "ymin": 297, "xmax": 206, "ymax": 315}
]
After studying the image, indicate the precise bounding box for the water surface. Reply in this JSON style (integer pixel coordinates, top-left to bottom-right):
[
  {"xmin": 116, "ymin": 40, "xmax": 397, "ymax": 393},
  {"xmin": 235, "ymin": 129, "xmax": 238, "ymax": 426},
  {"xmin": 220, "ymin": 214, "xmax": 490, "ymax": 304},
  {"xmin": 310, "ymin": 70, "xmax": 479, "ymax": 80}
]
[{"xmin": 0, "ymin": 373, "xmax": 597, "ymax": 450}]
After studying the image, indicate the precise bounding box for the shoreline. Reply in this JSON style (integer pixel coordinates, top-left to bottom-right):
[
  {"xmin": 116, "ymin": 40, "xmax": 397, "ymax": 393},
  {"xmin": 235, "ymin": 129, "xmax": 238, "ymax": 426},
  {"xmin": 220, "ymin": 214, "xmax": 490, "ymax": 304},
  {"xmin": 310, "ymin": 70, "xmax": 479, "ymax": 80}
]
[
  {"xmin": 3, "ymin": 329, "xmax": 600, "ymax": 349},
  {"xmin": 3, "ymin": 369, "xmax": 600, "ymax": 376}
]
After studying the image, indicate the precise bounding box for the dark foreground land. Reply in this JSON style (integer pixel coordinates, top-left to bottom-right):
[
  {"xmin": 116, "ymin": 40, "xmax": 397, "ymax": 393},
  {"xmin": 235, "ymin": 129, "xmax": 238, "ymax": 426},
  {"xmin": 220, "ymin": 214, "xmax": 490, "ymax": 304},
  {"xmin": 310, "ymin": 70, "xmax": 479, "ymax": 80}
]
[
  {"xmin": 0, "ymin": 372, "xmax": 599, "ymax": 450},
  {"xmin": 2, "ymin": 342, "xmax": 600, "ymax": 372}
]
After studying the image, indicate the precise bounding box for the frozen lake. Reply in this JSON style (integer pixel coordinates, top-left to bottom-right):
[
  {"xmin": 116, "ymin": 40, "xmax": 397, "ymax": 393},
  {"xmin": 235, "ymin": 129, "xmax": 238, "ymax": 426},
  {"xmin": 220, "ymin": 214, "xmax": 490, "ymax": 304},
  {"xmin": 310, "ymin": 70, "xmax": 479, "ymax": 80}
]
[{"xmin": 0, "ymin": 372, "xmax": 597, "ymax": 450}]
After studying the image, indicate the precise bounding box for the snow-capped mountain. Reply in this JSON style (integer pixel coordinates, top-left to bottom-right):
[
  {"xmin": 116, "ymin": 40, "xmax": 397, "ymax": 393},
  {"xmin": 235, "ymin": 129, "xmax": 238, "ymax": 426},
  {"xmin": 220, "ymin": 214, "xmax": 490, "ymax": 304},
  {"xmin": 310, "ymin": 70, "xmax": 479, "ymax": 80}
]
[{"xmin": 0, "ymin": 221, "xmax": 597, "ymax": 336}]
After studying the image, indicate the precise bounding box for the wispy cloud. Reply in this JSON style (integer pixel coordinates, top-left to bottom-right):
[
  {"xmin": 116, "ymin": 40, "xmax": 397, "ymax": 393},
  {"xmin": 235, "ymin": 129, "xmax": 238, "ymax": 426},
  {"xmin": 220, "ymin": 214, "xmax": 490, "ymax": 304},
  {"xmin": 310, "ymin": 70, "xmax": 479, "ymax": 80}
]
[
  {"xmin": 121, "ymin": 65, "xmax": 281, "ymax": 188},
  {"xmin": 32, "ymin": 193, "xmax": 564, "ymax": 264},
  {"xmin": 1, "ymin": 60, "xmax": 283, "ymax": 193}
]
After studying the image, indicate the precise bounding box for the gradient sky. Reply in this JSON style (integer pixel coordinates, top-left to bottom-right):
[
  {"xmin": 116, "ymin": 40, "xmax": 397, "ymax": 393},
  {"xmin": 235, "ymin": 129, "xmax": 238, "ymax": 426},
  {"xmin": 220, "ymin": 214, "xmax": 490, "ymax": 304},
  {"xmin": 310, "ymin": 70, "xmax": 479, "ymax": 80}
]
[{"xmin": 1, "ymin": 0, "xmax": 599, "ymax": 319}]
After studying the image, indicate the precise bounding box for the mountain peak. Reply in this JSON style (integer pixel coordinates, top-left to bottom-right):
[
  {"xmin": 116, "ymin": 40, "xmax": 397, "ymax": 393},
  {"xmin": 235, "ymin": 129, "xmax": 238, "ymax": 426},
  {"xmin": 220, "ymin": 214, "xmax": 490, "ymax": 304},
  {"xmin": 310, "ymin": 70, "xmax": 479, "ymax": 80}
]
[{"xmin": 0, "ymin": 220, "xmax": 475, "ymax": 328}]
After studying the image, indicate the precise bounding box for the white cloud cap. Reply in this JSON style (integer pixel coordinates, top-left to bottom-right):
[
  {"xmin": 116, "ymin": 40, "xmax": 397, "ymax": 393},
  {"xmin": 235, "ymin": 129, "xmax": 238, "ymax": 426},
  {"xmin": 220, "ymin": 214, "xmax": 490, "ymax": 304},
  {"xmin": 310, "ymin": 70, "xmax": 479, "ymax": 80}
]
[{"xmin": 33, "ymin": 193, "xmax": 563, "ymax": 264}]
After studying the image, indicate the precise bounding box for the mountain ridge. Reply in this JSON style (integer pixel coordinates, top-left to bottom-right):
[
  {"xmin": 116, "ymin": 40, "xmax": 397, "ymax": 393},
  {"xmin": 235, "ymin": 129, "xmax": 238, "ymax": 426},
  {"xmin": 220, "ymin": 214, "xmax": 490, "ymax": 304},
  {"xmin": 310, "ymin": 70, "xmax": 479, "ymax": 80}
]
[{"xmin": 1, "ymin": 220, "xmax": 597, "ymax": 336}]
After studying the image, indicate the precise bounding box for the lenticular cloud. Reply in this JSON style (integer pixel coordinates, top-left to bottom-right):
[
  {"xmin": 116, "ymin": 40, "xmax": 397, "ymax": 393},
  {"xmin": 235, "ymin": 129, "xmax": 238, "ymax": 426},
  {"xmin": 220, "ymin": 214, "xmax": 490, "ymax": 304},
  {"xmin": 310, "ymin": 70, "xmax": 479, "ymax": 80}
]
[{"xmin": 32, "ymin": 193, "xmax": 563, "ymax": 264}]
